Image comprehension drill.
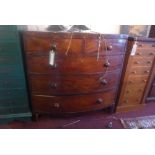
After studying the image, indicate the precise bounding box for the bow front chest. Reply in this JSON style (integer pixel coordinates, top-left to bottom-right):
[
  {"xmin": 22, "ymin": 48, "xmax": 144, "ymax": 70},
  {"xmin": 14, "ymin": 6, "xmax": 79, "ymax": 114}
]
[{"xmin": 22, "ymin": 32, "xmax": 127, "ymax": 117}]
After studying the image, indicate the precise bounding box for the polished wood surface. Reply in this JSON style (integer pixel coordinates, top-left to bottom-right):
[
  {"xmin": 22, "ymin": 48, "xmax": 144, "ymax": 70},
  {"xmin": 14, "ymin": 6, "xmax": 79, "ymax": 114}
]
[
  {"xmin": 23, "ymin": 32, "xmax": 127, "ymax": 116},
  {"xmin": 32, "ymin": 89, "xmax": 116, "ymax": 114},
  {"xmin": 30, "ymin": 71, "xmax": 120, "ymax": 95},
  {"xmin": 27, "ymin": 55, "xmax": 123, "ymax": 74}
]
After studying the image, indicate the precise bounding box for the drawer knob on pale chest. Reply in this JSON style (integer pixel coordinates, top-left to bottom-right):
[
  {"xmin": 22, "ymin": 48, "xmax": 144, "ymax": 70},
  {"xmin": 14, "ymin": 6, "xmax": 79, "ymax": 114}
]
[
  {"xmin": 100, "ymin": 79, "xmax": 108, "ymax": 85},
  {"xmin": 50, "ymin": 83, "xmax": 57, "ymax": 88},
  {"xmin": 96, "ymin": 98, "xmax": 103, "ymax": 104},
  {"xmin": 107, "ymin": 45, "xmax": 113, "ymax": 51},
  {"xmin": 53, "ymin": 103, "xmax": 60, "ymax": 108},
  {"xmin": 104, "ymin": 61, "xmax": 110, "ymax": 67}
]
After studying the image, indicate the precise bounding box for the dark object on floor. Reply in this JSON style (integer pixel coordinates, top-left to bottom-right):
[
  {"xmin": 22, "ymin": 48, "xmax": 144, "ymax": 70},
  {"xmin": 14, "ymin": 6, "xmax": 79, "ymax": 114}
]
[
  {"xmin": 46, "ymin": 25, "xmax": 67, "ymax": 31},
  {"xmin": 121, "ymin": 115, "xmax": 155, "ymax": 129},
  {"xmin": 68, "ymin": 25, "xmax": 90, "ymax": 32}
]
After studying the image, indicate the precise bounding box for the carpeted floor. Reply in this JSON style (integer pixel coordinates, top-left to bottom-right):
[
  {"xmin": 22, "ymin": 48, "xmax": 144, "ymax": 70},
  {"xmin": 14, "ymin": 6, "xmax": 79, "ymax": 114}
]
[{"xmin": 0, "ymin": 102, "xmax": 155, "ymax": 129}]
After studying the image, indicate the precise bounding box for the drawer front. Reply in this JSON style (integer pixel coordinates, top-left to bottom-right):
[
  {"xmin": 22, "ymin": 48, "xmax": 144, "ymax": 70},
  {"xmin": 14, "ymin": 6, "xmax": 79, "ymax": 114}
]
[
  {"xmin": 128, "ymin": 66, "xmax": 151, "ymax": 76},
  {"xmin": 32, "ymin": 89, "xmax": 116, "ymax": 113},
  {"xmin": 130, "ymin": 56, "xmax": 154, "ymax": 66},
  {"xmin": 84, "ymin": 39, "xmax": 126, "ymax": 55},
  {"xmin": 27, "ymin": 55, "xmax": 124, "ymax": 74},
  {"xmin": 24, "ymin": 33, "xmax": 126, "ymax": 55},
  {"xmin": 0, "ymin": 78, "xmax": 26, "ymax": 89},
  {"xmin": 126, "ymin": 75, "xmax": 149, "ymax": 85},
  {"xmin": 30, "ymin": 71, "xmax": 121, "ymax": 95}
]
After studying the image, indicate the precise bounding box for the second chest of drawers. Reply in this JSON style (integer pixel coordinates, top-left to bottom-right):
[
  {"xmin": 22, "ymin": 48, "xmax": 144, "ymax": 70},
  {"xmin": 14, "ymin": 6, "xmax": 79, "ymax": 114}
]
[{"xmin": 117, "ymin": 37, "xmax": 155, "ymax": 112}]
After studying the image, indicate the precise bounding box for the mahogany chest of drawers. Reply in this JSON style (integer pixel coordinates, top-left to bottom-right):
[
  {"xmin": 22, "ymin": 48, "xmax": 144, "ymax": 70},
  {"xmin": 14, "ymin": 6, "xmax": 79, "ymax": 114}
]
[
  {"xmin": 0, "ymin": 25, "xmax": 31, "ymax": 123},
  {"xmin": 22, "ymin": 32, "xmax": 128, "ymax": 117},
  {"xmin": 117, "ymin": 37, "xmax": 155, "ymax": 112}
]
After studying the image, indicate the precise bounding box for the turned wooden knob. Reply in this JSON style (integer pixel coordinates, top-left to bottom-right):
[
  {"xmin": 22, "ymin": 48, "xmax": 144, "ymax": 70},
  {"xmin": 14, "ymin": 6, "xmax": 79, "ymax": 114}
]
[
  {"xmin": 138, "ymin": 44, "xmax": 143, "ymax": 47},
  {"xmin": 96, "ymin": 98, "xmax": 103, "ymax": 104},
  {"xmin": 136, "ymin": 52, "xmax": 141, "ymax": 55},
  {"xmin": 50, "ymin": 83, "xmax": 57, "ymax": 88},
  {"xmin": 101, "ymin": 79, "xmax": 108, "ymax": 85},
  {"xmin": 150, "ymin": 52, "xmax": 154, "ymax": 55},
  {"xmin": 51, "ymin": 43, "xmax": 57, "ymax": 50},
  {"xmin": 53, "ymin": 103, "xmax": 60, "ymax": 108},
  {"xmin": 143, "ymin": 79, "xmax": 147, "ymax": 82},
  {"xmin": 104, "ymin": 61, "xmax": 110, "ymax": 67},
  {"xmin": 107, "ymin": 45, "xmax": 113, "ymax": 51},
  {"xmin": 132, "ymin": 71, "xmax": 137, "ymax": 74},
  {"xmin": 145, "ymin": 70, "xmax": 150, "ymax": 73},
  {"xmin": 135, "ymin": 61, "xmax": 140, "ymax": 64},
  {"xmin": 147, "ymin": 61, "xmax": 152, "ymax": 64}
]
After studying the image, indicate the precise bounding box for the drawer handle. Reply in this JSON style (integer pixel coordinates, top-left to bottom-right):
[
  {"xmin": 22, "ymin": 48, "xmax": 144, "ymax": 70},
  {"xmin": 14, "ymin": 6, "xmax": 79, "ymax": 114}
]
[
  {"xmin": 53, "ymin": 103, "xmax": 60, "ymax": 108},
  {"xmin": 51, "ymin": 63, "xmax": 57, "ymax": 68},
  {"xmin": 132, "ymin": 71, "xmax": 136, "ymax": 74},
  {"xmin": 50, "ymin": 83, "xmax": 57, "ymax": 88},
  {"xmin": 51, "ymin": 43, "xmax": 57, "ymax": 50},
  {"xmin": 100, "ymin": 79, "xmax": 108, "ymax": 85},
  {"xmin": 149, "ymin": 52, "xmax": 154, "ymax": 55},
  {"xmin": 104, "ymin": 61, "xmax": 110, "ymax": 67},
  {"xmin": 107, "ymin": 45, "xmax": 113, "ymax": 51},
  {"xmin": 145, "ymin": 70, "xmax": 150, "ymax": 73},
  {"xmin": 147, "ymin": 61, "xmax": 152, "ymax": 64},
  {"xmin": 129, "ymin": 80, "xmax": 133, "ymax": 84},
  {"xmin": 135, "ymin": 61, "xmax": 140, "ymax": 64},
  {"xmin": 136, "ymin": 52, "xmax": 141, "ymax": 55},
  {"xmin": 143, "ymin": 79, "xmax": 147, "ymax": 82},
  {"xmin": 96, "ymin": 98, "xmax": 103, "ymax": 104},
  {"xmin": 138, "ymin": 44, "xmax": 143, "ymax": 47},
  {"xmin": 126, "ymin": 90, "xmax": 130, "ymax": 94}
]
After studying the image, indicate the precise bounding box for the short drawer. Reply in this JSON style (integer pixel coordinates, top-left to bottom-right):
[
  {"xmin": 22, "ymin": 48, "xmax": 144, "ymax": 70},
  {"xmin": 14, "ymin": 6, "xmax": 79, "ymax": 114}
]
[
  {"xmin": 32, "ymin": 89, "xmax": 117, "ymax": 113},
  {"xmin": 128, "ymin": 66, "xmax": 152, "ymax": 76},
  {"xmin": 30, "ymin": 71, "xmax": 121, "ymax": 95},
  {"xmin": 130, "ymin": 56, "xmax": 154, "ymax": 66},
  {"xmin": 27, "ymin": 55, "xmax": 124, "ymax": 74}
]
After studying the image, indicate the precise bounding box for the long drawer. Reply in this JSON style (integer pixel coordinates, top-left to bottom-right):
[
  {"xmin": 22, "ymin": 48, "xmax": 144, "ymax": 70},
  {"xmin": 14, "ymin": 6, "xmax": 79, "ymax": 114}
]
[
  {"xmin": 32, "ymin": 88, "xmax": 117, "ymax": 113},
  {"xmin": 23, "ymin": 32, "xmax": 126, "ymax": 55},
  {"xmin": 30, "ymin": 71, "xmax": 121, "ymax": 95},
  {"xmin": 27, "ymin": 55, "xmax": 124, "ymax": 74}
]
